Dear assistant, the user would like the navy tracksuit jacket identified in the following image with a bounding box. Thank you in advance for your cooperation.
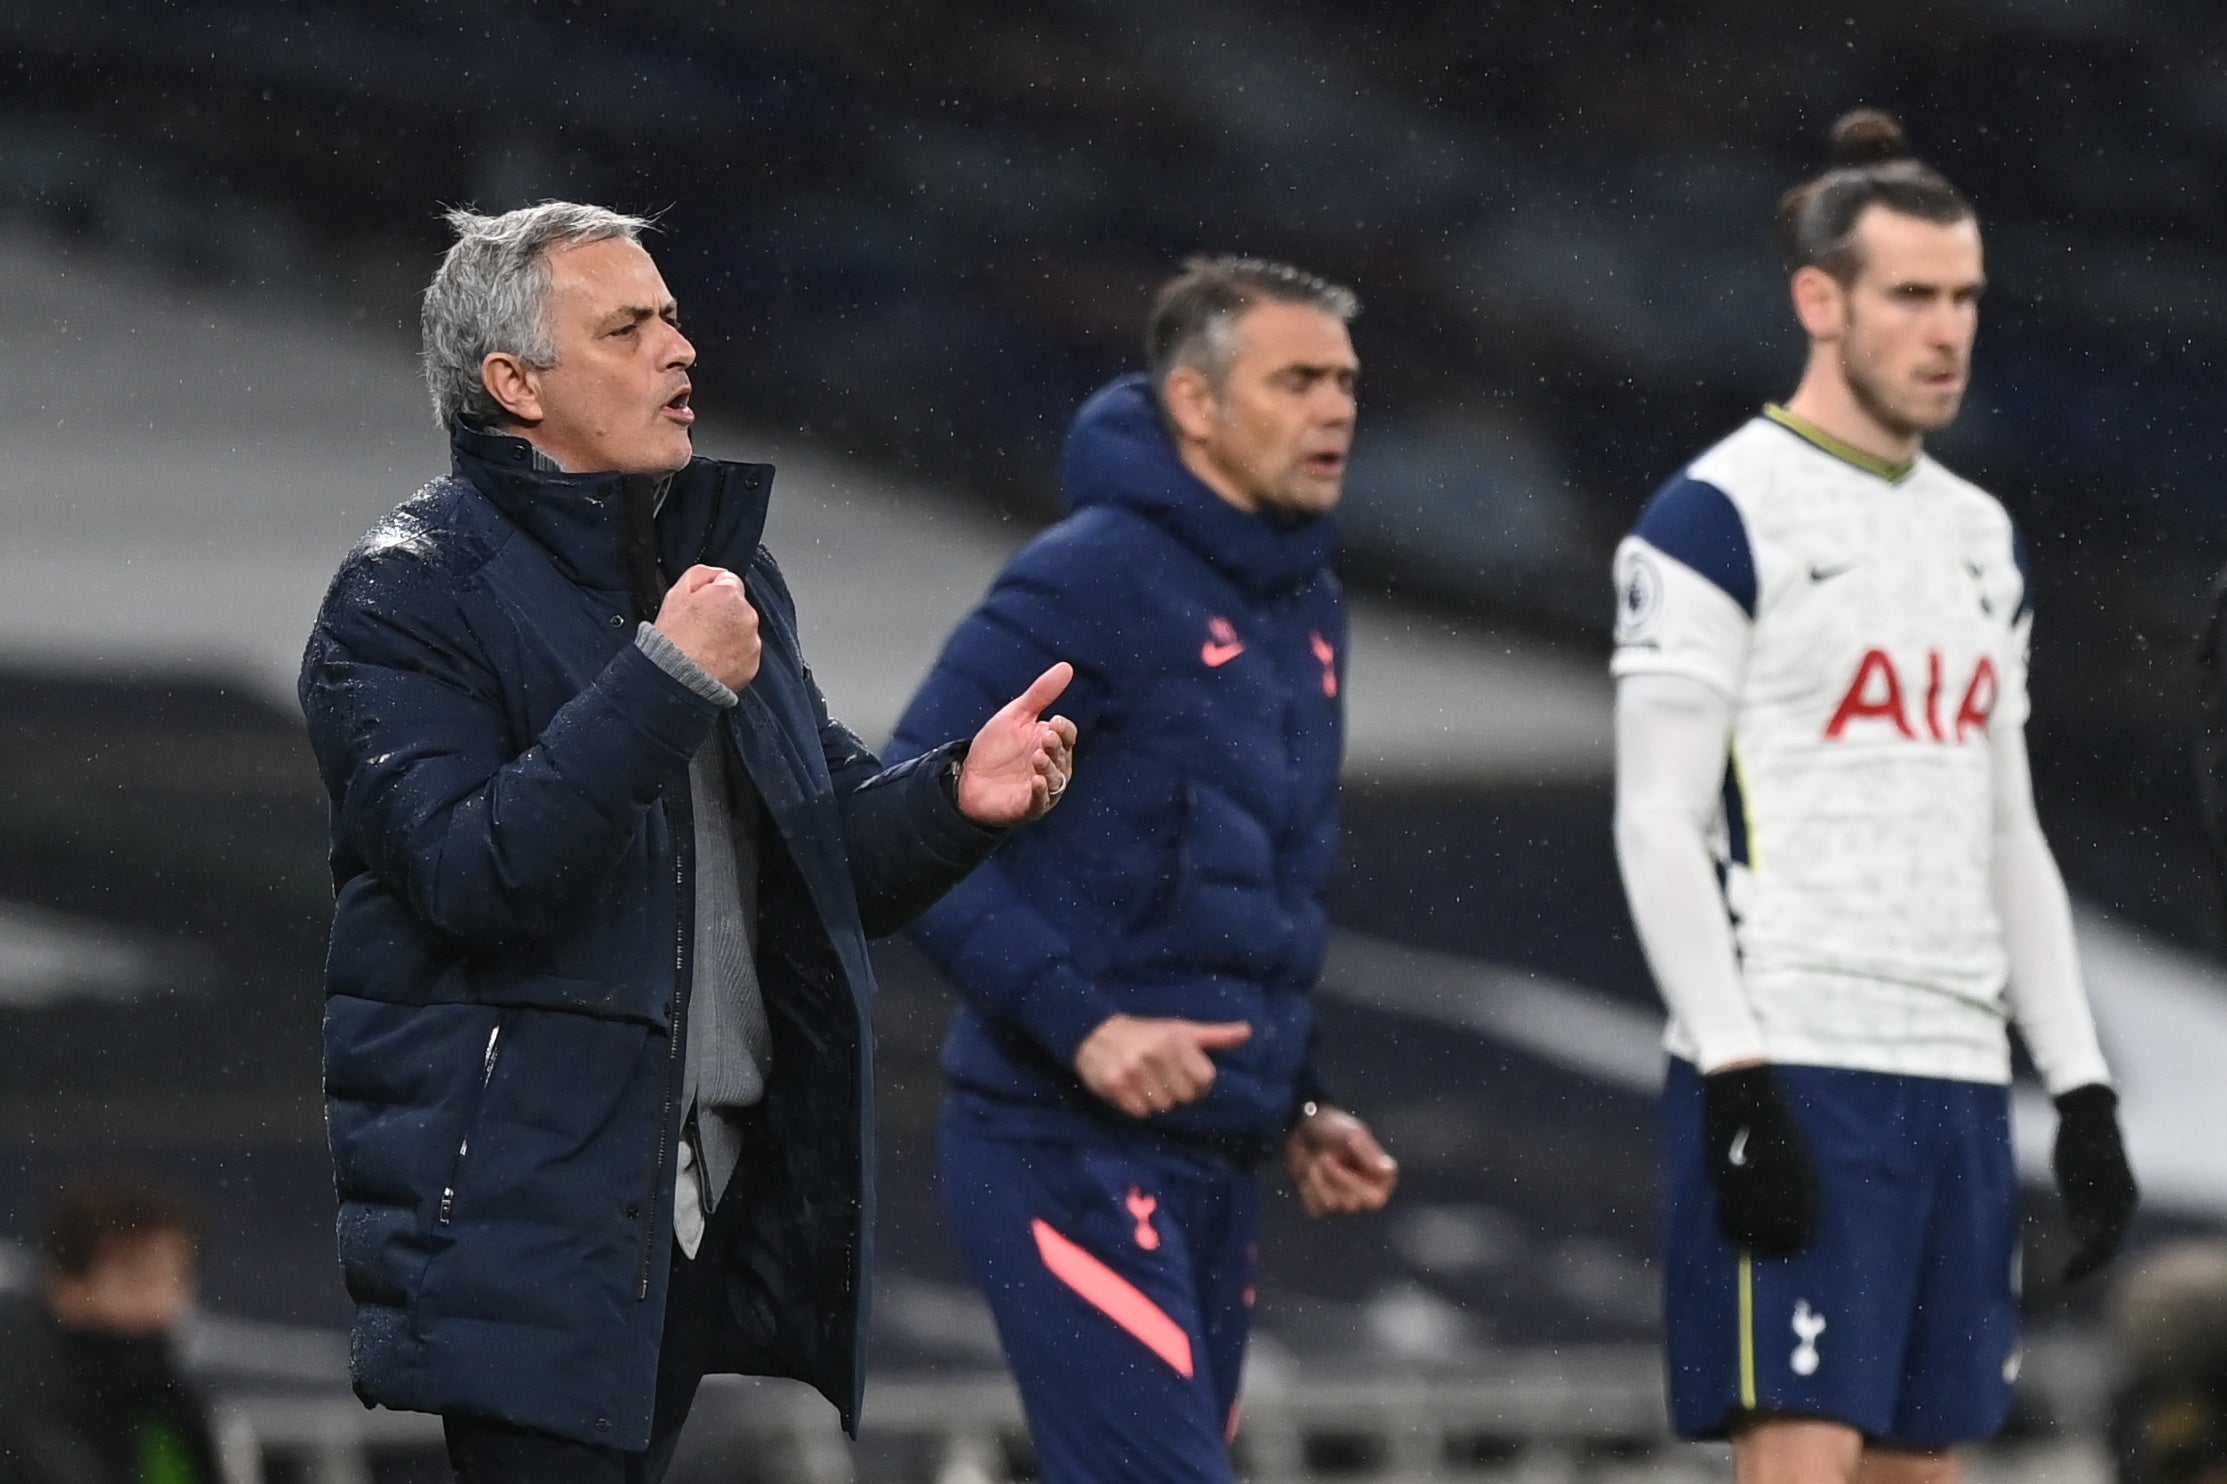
[890,373,1343,1153]
[890,374,1345,1476]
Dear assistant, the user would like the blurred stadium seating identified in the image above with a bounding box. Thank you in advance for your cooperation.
[5,3,2227,1480]
[8,0,2223,938]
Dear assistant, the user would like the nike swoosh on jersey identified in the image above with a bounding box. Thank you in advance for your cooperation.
[1202,640,1245,667]
[1808,563,1857,583]
[1727,1128,1750,1167]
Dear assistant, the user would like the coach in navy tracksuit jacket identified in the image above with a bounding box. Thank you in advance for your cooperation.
[891,258,1399,1483]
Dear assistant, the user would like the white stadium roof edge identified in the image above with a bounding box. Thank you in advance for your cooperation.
[7,229,2227,1216]
[0,228,1608,786]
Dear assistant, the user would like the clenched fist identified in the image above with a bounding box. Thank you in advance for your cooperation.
[654,564,761,692]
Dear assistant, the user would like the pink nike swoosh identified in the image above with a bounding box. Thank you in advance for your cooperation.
[1202,641,1245,667]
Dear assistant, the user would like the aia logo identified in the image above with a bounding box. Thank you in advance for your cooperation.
[1825,648,1996,742]
[1201,617,1245,668]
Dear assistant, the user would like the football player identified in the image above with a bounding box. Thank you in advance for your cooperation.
[1612,110,2139,1484]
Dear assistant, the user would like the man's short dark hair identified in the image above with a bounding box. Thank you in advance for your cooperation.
[1146,255,1359,392]
[46,1183,197,1279]
[1776,109,1974,284]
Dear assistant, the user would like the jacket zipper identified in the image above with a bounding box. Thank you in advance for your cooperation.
[627,494,699,1300]
[438,1023,503,1226]
[641,787,696,1297]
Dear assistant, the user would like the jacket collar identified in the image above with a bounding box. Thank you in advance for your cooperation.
[450,425,775,596]
[1058,374,1336,601]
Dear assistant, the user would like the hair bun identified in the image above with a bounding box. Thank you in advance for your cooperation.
[1828,109,1910,166]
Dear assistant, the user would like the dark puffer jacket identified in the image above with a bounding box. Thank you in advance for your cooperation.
[890,374,1342,1155]
[299,427,998,1449]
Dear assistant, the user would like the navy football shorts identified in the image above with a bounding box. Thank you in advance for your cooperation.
[1661,1059,2020,1448]
[940,1104,1257,1484]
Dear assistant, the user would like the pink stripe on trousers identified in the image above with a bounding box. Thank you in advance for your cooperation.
[1030,1218,1195,1379]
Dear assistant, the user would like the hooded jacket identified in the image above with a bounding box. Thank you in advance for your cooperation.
[299,427,998,1449]
[890,374,1342,1155]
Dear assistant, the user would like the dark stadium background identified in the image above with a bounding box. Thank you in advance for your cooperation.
[3,3,2223,1478]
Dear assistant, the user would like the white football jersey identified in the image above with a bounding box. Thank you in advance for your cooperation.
[1612,407,2031,1084]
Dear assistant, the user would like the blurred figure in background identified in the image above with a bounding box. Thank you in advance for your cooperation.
[890,256,1397,1482]
[2110,1240,2227,1484]
[1611,110,2138,1484]
[0,1182,220,1484]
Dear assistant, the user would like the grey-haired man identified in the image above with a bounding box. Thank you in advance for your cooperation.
[299,203,1077,1482]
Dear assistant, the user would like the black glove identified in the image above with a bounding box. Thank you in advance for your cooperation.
[2053,1082,2138,1284]
[1700,1065,1820,1257]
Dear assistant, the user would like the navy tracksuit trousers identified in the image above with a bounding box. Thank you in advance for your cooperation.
[941,1104,1259,1483]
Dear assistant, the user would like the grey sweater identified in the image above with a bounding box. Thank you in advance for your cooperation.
[525,437,769,1236]
[634,622,769,1216]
